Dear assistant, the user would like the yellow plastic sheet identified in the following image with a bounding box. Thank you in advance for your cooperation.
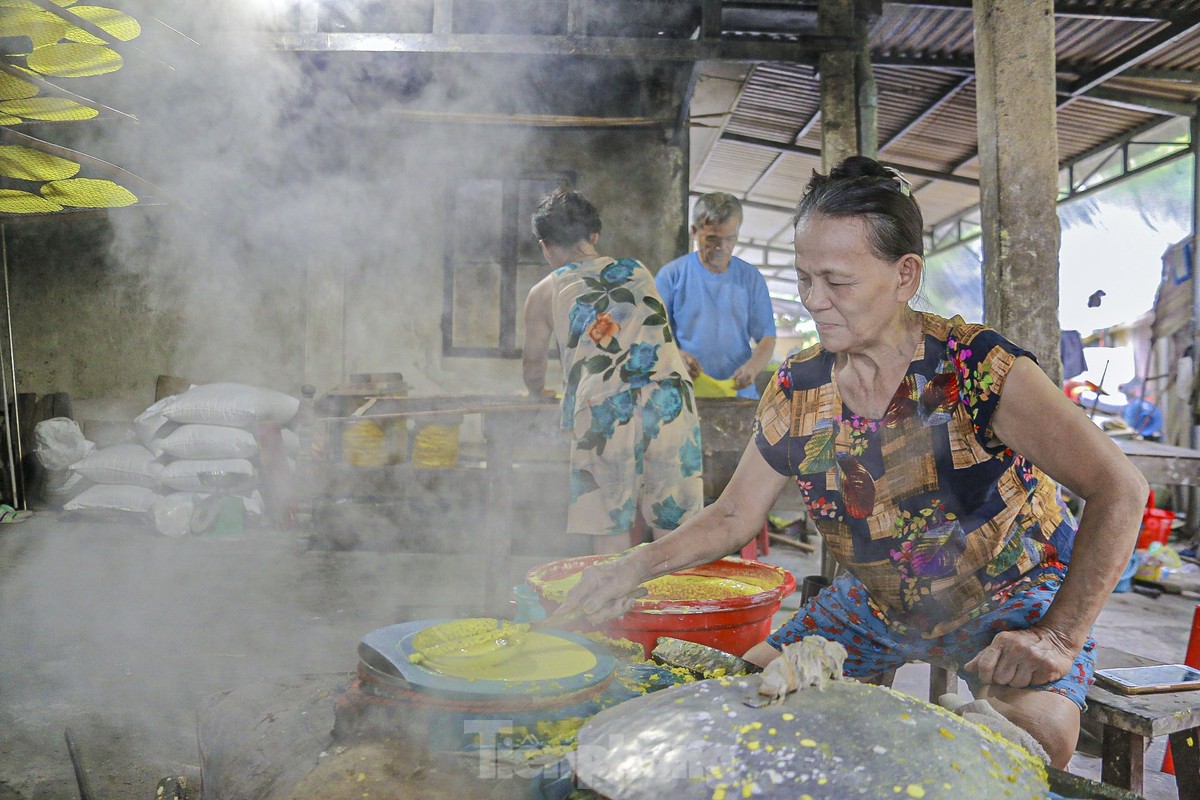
[0,97,97,121]
[40,178,136,208]
[0,189,63,214]
[0,145,80,182]
[26,41,122,78]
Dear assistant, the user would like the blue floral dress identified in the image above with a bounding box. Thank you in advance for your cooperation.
[550,257,704,537]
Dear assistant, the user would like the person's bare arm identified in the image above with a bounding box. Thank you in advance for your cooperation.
[679,350,702,379]
[554,441,790,623]
[965,357,1148,688]
[732,335,776,390]
[522,277,554,396]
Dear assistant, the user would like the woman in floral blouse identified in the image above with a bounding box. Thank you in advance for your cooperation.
[554,159,1148,767]
[523,189,703,554]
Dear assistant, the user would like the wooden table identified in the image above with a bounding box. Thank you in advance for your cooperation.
[1116,438,1200,488]
[1086,647,1200,799]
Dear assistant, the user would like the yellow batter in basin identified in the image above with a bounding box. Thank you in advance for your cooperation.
[408,618,598,682]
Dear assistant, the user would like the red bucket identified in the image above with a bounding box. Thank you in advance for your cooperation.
[1138,490,1175,550]
[526,555,796,658]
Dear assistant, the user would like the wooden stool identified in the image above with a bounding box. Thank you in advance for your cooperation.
[1084,647,1200,799]
[739,523,771,560]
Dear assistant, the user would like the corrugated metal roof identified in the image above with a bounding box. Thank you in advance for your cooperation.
[689,1,1200,320]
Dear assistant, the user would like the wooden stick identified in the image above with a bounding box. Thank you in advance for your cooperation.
[317,403,557,423]
[768,532,816,553]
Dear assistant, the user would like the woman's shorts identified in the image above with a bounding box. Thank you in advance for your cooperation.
[767,567,1095,708]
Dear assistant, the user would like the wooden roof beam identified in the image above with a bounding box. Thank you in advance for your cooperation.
[721,131,980,186]
[265,32,856,61]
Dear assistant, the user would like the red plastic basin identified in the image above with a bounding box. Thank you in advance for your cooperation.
[526,555,796,658]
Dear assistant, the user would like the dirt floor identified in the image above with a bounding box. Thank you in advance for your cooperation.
[0,512,1195,799]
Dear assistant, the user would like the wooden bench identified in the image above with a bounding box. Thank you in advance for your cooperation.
[1084,647,1200,800]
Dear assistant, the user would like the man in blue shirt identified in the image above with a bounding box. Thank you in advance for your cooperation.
[656,193,777,399]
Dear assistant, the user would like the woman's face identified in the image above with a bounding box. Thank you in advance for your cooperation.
[793,214,916,354]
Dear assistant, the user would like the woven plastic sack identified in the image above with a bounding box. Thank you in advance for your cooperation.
[159,383,299,428]
[34,417,93,470]
[64,483,158,514]
[155,424,259,460]
[69,443,162,489]
[159,458,257,493]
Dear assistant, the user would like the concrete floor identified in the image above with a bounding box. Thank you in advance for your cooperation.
[0,513,1195,799]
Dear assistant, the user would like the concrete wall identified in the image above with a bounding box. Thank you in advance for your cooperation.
[5,122,686,423]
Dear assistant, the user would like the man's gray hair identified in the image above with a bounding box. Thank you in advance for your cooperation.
[692,192,743,229]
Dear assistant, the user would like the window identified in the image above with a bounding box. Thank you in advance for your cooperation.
[442,175,571,357]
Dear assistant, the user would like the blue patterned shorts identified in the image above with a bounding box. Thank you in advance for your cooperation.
[767,567,1095,708]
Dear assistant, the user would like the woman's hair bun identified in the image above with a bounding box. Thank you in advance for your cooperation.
[827,156,911,195]
[829,155,891,182]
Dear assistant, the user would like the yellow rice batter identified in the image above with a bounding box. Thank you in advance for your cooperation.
[535,569,778,604]
[408,618,597,681]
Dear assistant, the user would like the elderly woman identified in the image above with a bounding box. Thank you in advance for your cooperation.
[554,157,1148,767]
[522,189,704,555]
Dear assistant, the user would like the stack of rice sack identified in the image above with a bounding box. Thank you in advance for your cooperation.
[63,383,299,533]
[62,442,163,517]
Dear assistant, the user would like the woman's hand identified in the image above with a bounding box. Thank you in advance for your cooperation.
[553,556,648,625]
[680,351,702,380]
[964,625,1079,688]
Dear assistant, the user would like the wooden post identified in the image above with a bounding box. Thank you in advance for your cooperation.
[818,0,878,171]
[973,0,1063,384]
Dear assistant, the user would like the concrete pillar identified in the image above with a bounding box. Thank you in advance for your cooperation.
[973,0,1063,384]
[818,0,878,171]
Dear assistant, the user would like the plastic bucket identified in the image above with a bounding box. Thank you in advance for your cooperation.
[1138,511,1174,549]
[527,556,796,658]
[1138,490,1175,550]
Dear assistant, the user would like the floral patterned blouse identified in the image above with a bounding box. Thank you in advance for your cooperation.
[754,312,1075,637]
[551,257,689,431]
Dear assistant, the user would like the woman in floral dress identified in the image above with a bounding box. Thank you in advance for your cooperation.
[523,189,703,554]
[553,159,1148,767]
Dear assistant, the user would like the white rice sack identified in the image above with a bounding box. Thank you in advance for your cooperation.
[155,424,259,460]
[159,458,257,493]
[34,418,94,470]
[41,468,89,506]
[134,396,177,453]
[64,484,158,514]
[159,383,299,427]
[69,444,162,489]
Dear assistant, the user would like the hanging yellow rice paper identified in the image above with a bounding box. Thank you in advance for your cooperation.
[0,114,22,125]
[63,6,141,43]
[0,0,77,7]
[0,97,97,121]
[41,178,136,208]
[26,42,122,78]
[0,189,63,214]
[0,72,38,102]
[0,10,69,51]
[0,145,80,181]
